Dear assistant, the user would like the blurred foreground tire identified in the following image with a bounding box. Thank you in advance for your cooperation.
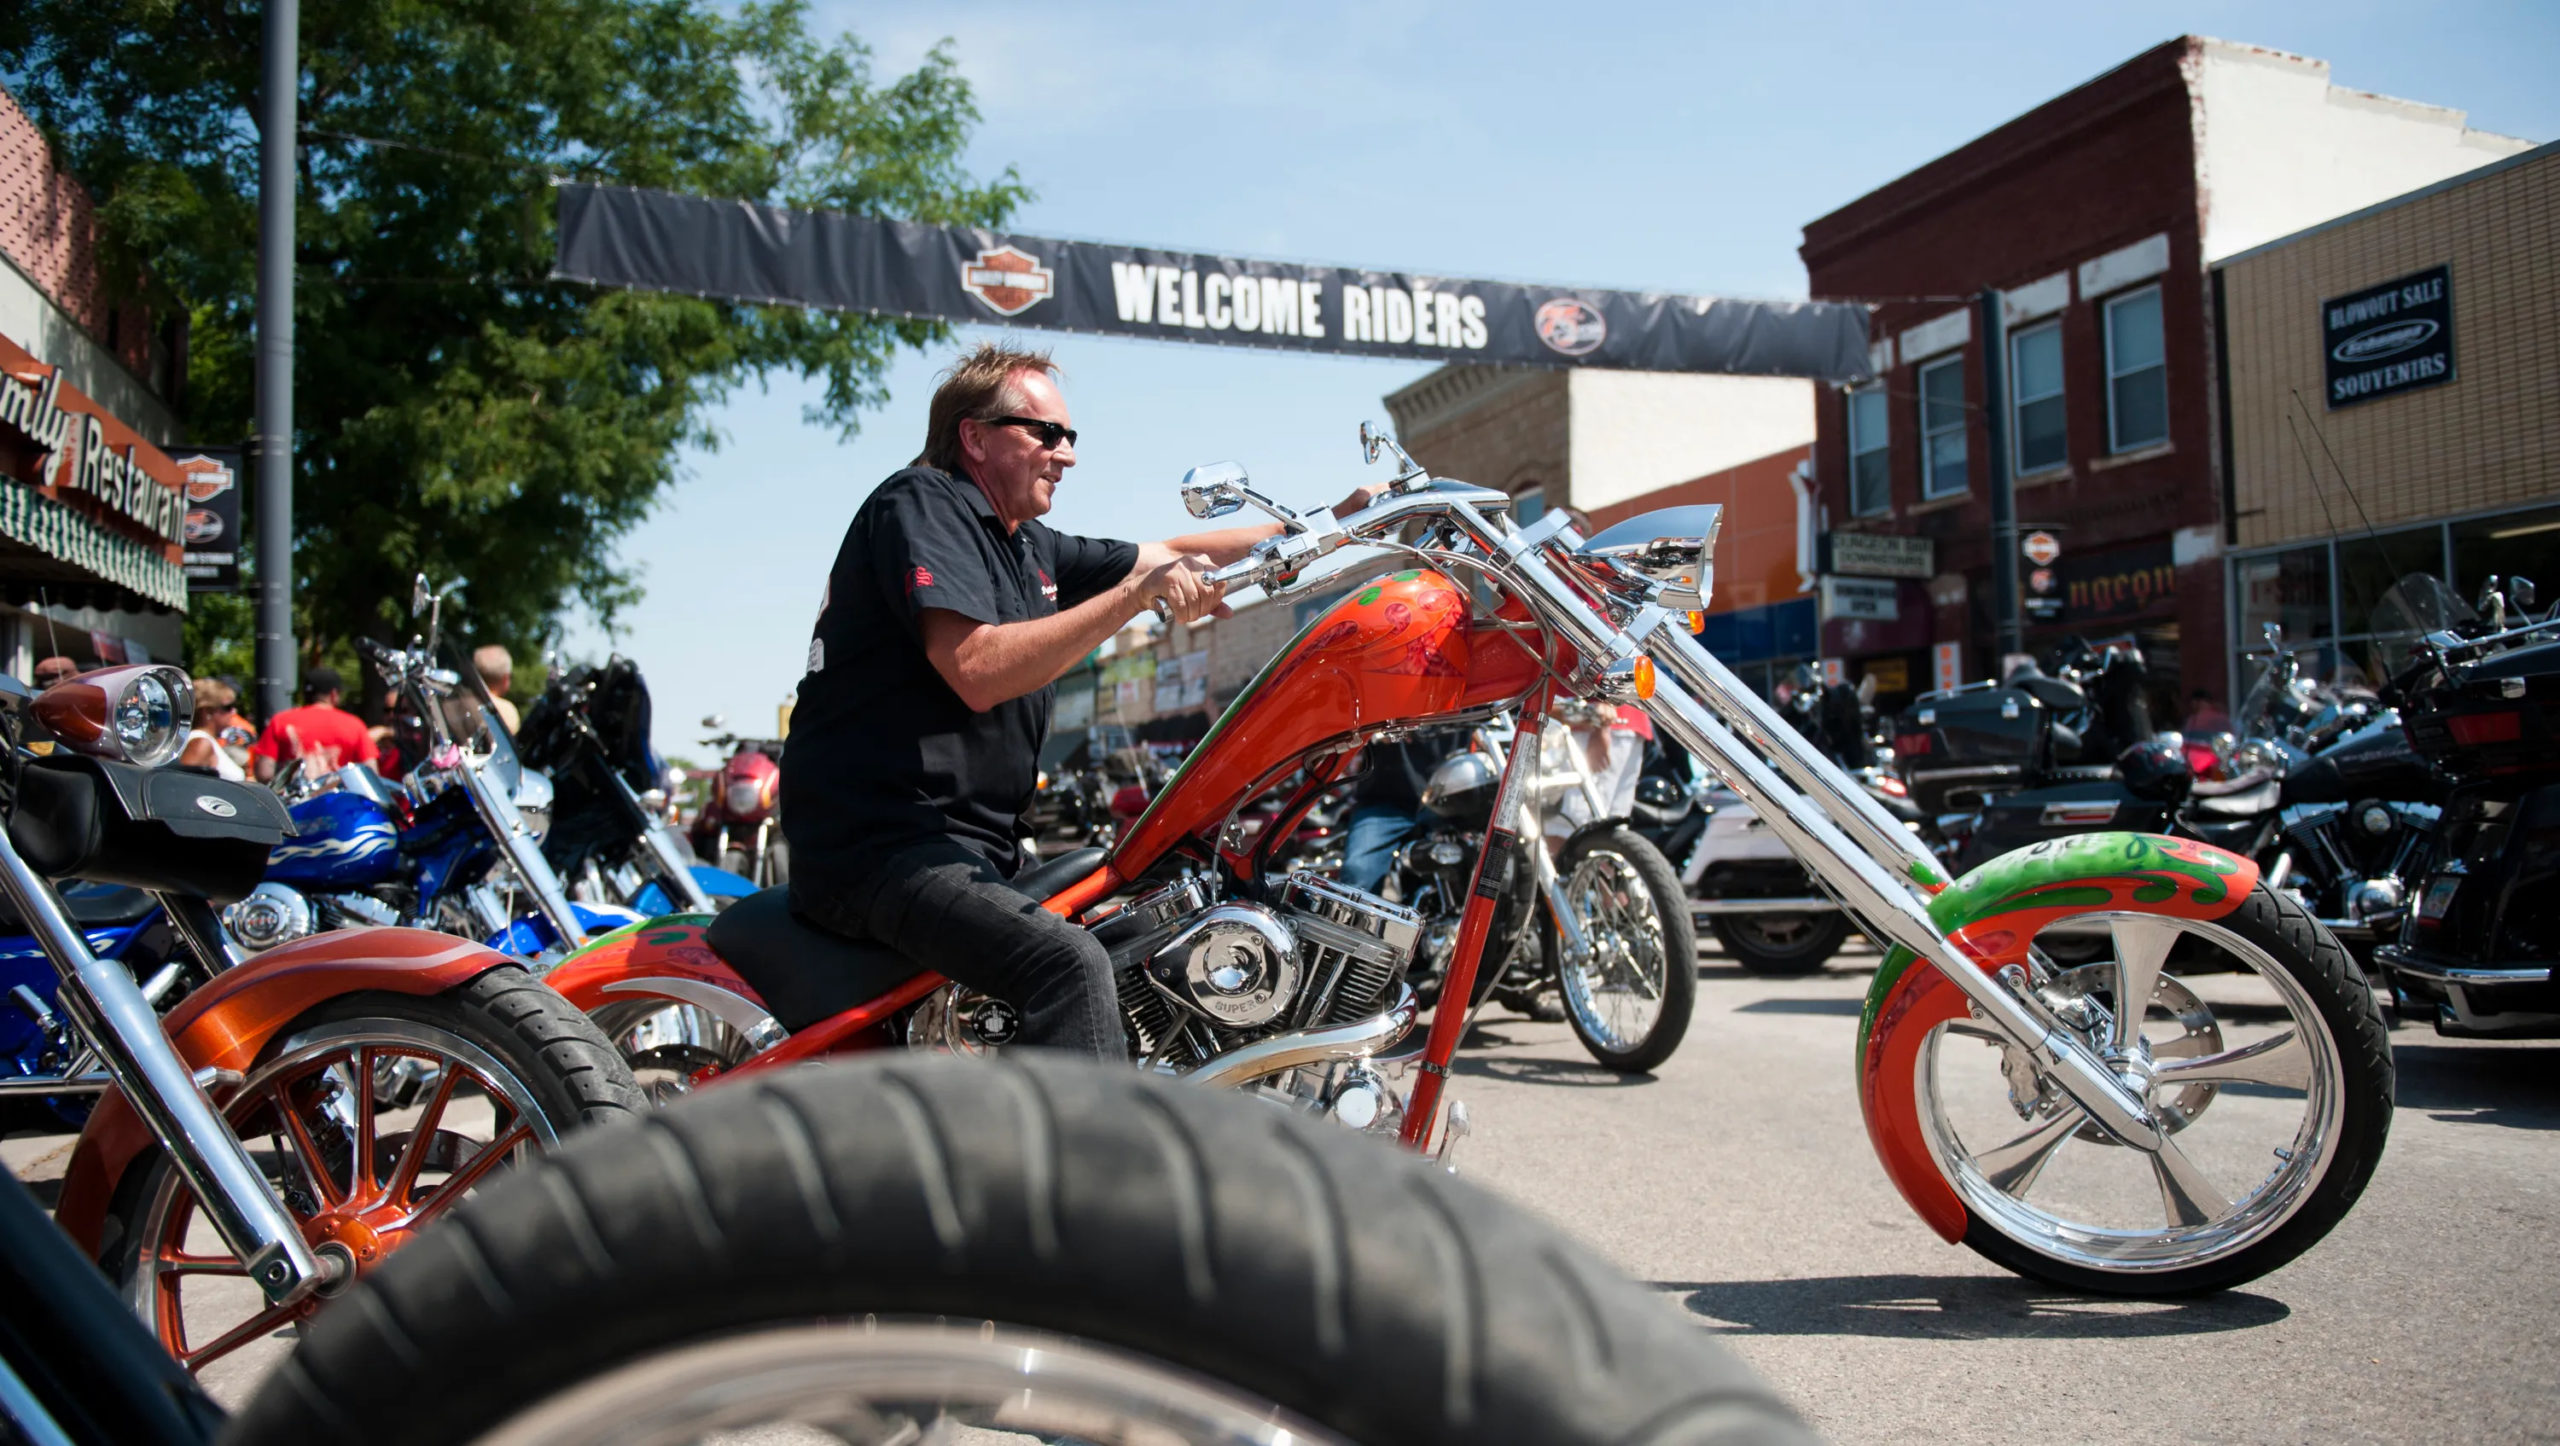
[222,1054,1815,1445]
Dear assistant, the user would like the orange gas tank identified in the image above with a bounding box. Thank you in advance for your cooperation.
[1110,569,1487,870]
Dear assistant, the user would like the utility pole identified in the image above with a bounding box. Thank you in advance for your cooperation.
[253,0,298,719]
[1978,288,2022,665]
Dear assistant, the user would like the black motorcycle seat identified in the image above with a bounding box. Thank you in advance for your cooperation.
[706,888,923,1034]
[0,882,160,934]
[1012,846,1107,904]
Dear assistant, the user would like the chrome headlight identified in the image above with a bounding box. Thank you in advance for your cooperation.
[32,663,195,768]
[1576,504,1722,610]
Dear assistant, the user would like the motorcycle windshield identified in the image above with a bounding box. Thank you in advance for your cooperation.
[2368,574,2471,682]
[438,641,524,795]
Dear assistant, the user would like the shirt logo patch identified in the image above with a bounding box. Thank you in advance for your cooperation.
[907,565,935,594]
[1038,567,1057,603]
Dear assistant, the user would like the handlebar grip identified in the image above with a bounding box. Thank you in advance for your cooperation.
[1202,558,1265,589]
[1148,597,1173,625]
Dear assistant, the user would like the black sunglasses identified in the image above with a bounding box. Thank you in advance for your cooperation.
[984,415,1077,449]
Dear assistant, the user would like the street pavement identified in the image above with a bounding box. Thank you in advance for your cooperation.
[9,936,2556,1441]
[1451,936,2560,1445]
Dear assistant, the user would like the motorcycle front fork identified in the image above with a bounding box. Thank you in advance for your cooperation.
[0,838,330,1307]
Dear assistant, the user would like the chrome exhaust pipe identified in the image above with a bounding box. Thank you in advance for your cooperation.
[1185,986,1418,1090]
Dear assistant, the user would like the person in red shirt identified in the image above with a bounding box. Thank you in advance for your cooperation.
[249,666,380,782]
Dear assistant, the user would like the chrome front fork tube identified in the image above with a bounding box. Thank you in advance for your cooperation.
[0,840,327,1305]
[1636,674,2161,1148]
[1643,620,1943,889]
[1478,522,2158,1147]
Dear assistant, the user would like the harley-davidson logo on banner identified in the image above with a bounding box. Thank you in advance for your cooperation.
[552,183,1874,380]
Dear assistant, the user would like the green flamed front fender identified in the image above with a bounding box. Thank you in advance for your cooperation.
[1854,831,2260,1062]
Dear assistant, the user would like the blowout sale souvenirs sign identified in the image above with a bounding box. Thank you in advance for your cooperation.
[0,333,190,610]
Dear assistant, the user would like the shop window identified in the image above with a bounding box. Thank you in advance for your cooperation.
[2337,526,2448,638]
[2234,545,2335,649]
[2104,287,2168,452]
[1917,355,1967,498]
[1848,384,1889,516]
[1512,483,1546,527]
[2451,503,2560,604]
[2009,322,2066,475]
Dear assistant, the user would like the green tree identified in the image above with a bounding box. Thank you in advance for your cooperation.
[2,0,1022,670]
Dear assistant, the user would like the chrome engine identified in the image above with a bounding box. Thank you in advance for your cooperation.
[1095,870,1422,1068]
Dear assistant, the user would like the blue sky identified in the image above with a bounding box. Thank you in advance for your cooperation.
[564,0,2558,761]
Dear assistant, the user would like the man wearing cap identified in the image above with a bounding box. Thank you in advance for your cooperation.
[249,666,380,782]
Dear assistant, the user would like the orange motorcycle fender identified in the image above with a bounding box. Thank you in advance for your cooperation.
[53,927,518,1256]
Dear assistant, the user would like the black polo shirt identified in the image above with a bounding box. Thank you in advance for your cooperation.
[780,465,1137,874]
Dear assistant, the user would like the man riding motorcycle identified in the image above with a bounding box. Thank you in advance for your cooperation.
[780,343,1376,1059]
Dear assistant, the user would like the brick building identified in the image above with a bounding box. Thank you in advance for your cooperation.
[1800,37,2529,718]
[2218,140,2560,695]
[1,84,194,671]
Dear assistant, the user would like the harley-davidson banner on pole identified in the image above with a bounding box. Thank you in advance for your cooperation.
[551,182,1875,380]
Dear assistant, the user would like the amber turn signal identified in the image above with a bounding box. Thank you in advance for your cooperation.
[1683,610,1705,634]
[1632,655,1657,700]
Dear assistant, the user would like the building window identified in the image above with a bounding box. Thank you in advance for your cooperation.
[2104,286,2168,452]
[1917,355,1967,498]
[1512,484,1546,526]
[1847,383,1889,516]
[2009,322,2065,475]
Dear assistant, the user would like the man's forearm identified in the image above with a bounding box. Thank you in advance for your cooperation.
[930,574,1147,712]
[1152,522,1282,567]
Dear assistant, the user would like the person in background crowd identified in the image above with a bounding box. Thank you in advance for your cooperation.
[33,656,78,690]
[1338,728,1466,894]
[2184,689,2231,735]
[473,645,519,734]
[179,678,248,781]
[249,666,379,781]
[213,675,258,768]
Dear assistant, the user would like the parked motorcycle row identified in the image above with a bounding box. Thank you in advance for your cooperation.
[8,419,2483,1441]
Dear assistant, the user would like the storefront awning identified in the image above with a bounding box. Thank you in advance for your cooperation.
[0,334,190,612]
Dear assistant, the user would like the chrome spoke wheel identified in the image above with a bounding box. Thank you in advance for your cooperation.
[1557,848,1669,1053]
[128,1018,552,1396]
[1917,910,2347,1276]
[475,1320,1343,1446]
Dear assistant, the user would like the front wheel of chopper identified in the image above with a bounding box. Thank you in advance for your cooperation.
[1543,825,1697,1073]
[219,1056,1813,1446]
[99,966,644,1401]
[1896,883,2391,1295]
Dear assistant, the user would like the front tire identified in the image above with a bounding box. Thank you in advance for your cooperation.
[222,1056,1811,1446]
[1544,826,1697,1073]
[100,967,642,1395]
[1919,883,2391,1295]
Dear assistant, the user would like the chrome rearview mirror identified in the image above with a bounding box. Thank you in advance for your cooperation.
[1179,462,1251,519]
[412,573,434,616]
[1358,420,1420,476]
[1578,505,1723,610]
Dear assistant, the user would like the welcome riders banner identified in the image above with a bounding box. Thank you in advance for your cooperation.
[552,184,1875,381]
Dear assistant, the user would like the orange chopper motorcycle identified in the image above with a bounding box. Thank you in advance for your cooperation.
[548,423,2391,1295]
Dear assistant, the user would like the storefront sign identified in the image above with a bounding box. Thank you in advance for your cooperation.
[0,333,190,609]
[177,448,242,593]
[2055,540,2176,623]
[1863,657,1908,693]
[1819,575,1899,621]
[2323,264,2454,409]
[1822,531,1933,579]
[2022,530,2061,566]
[553,183,1875,380]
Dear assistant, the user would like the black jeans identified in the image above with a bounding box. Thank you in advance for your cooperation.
[792,838,1127,1061]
